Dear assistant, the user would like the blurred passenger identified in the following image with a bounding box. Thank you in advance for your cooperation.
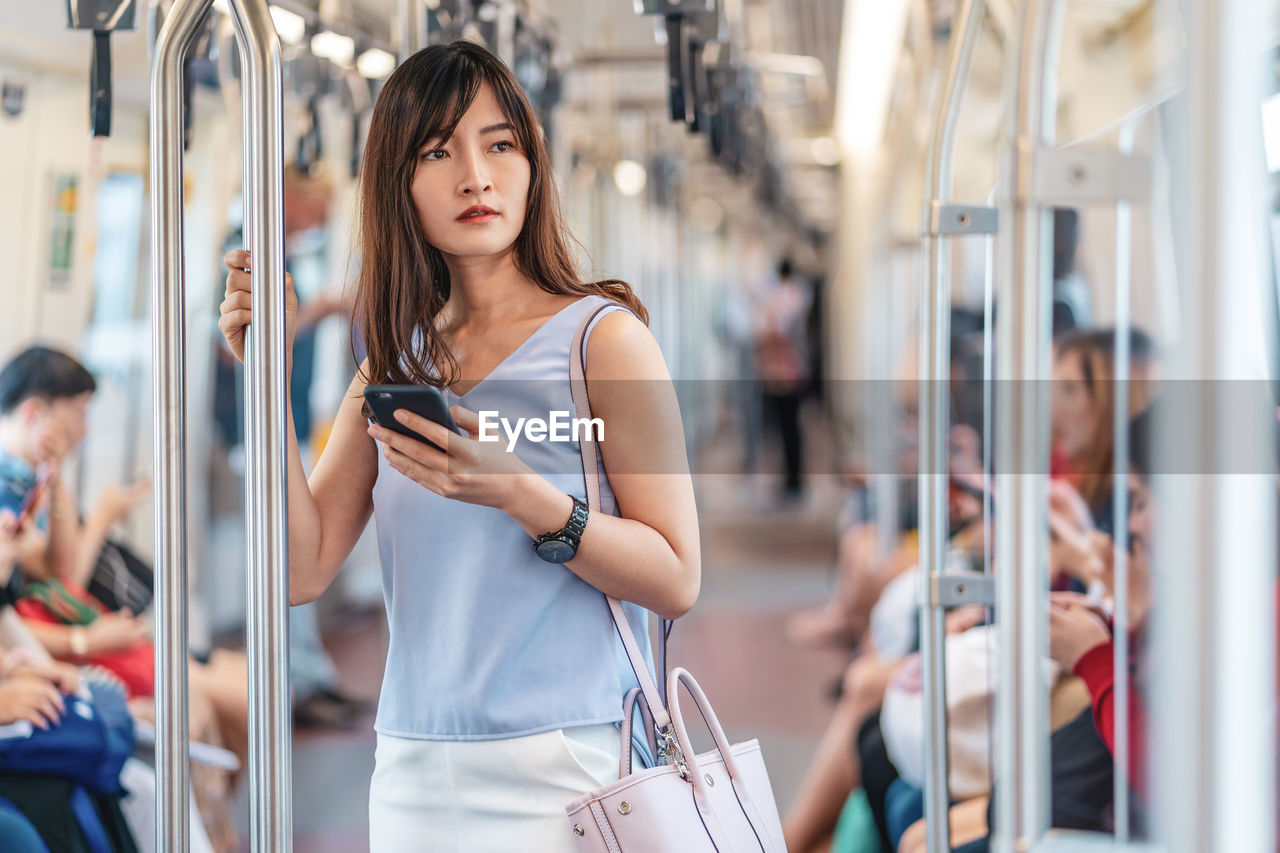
[279,162,368,730]
[753,257,812,500]
[1050,327,1156,515]
[781,426,989,852]
[787,316,988,651]
[1048,327,1156,590]
[0,346,250,775]
[899,405,1166,853]
[212,165,367,730]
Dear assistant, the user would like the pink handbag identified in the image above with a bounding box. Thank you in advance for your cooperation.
[563,304,787,852]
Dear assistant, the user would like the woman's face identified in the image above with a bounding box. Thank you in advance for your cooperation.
[1051,350,1098,461]
[410,83,531,263]
[1128,472,1154,548]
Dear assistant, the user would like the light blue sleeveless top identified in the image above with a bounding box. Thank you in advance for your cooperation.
[370,295,653,740]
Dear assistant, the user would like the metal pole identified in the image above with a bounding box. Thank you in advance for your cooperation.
[150,2,214,850]
[917,2,986,851]
[992,0,1063,849]
[398,0,426,63]
[226,2,292,851]
[1153,0,1276,851]
[1108,112,1144,843]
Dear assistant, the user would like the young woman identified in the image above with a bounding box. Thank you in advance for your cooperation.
[219,41,700,851]
[1050,327,1157,522]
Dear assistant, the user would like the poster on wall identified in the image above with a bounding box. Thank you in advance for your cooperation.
[48,172,78,290]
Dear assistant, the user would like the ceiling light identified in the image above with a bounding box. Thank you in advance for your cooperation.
[311,30,355,66]
[836,0,911,154]
[269,6,306,46]
[357,47,397,79]
[613,160,647,197]
[212,0,230,12]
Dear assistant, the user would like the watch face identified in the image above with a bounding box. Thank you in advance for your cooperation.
[536,538,575,563]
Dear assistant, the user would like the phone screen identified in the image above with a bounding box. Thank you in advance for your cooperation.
[13,468,51,530]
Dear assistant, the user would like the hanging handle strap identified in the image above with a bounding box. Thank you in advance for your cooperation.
[568,301,673,732]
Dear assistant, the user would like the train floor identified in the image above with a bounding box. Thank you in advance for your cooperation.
[230,410,850,850]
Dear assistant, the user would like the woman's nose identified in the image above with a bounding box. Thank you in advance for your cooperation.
[456,149,492,195]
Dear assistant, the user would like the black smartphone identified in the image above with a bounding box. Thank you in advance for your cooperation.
[363,385,462,453]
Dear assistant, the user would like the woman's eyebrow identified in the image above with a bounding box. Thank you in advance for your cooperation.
[479,122,513,134]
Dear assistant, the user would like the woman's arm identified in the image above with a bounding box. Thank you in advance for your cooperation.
[61,480,152,589]
[221,251,378,605]
[1073,641,1149,798]
[371,311,700,619]
[287,365,380,604]
[516,310,700,619]
[41,475,81,581]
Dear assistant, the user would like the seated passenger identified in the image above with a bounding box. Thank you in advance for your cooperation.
[782,427,990,853]
[0,346,249,778]
[1046,403,1161,799]
[0,527,138,852]
[897,404,1166,853]
[1049,327,1156,536]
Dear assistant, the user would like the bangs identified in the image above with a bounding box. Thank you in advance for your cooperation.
[405,50,534,157]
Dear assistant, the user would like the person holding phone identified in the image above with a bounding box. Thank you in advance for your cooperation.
[219,41,700,852]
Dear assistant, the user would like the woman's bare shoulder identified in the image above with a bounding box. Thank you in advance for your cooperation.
[584,309,668,381]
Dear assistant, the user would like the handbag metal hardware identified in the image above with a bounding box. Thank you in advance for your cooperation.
[657,727,693,782]
[618,801,632,815]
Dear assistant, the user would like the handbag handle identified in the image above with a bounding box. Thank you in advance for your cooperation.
[568,302,673,733]
[617,686,657,777]
[667,667,783,852]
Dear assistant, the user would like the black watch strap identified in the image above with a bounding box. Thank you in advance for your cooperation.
[533,496,589,563]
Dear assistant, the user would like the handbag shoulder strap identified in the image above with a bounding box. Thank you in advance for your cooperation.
[568,300,673,731]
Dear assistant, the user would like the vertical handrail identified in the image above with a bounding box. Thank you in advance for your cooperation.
[916,1,987,851]
[225,2,292,851]
[1153,1,1277,851]
[398,0,427,62]
[992,0,1064,849]
[150,2,215,850]
[1108,109,1151,843]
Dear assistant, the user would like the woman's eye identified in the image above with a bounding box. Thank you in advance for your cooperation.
[490,140,515,153]
[422,149,447,161]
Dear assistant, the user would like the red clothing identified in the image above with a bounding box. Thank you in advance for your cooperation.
[1073,640,1148,798]
[14,582,155,699]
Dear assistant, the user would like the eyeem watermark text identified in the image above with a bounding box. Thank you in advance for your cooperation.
[478,411,604,452]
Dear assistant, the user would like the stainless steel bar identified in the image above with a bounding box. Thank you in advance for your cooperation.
[398,0,426,62]
[981,186,996,586]
[993,0,1064,849]
[226,2,291,851]
[917,2,985,851]
[1109,113,1142,844]
[1152,0,1276,851]
[149,2,215,850]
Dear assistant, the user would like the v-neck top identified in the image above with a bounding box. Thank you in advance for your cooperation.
[369,294,654,740]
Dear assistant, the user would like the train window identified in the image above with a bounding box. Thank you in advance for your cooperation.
[89,171,146,328]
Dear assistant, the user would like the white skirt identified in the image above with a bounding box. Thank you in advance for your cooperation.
[368,724,629,852]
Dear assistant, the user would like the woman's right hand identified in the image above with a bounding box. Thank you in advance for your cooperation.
[219,250,299,364]
[84,611,148,654]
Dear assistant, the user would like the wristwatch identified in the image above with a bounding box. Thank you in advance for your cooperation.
[533,496,589,563]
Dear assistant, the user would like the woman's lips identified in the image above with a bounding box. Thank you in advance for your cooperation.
[457,206,499,223]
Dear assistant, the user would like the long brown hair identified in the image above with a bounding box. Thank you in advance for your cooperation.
[351,40,647,389]
[1055,327,1157,511]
